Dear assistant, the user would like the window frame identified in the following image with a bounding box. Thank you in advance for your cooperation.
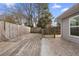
[69,15,79,38]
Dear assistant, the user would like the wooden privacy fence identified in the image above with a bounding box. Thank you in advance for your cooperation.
[31,27,60,35]
[0,21,30,41]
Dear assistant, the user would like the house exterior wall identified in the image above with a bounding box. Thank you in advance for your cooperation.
[61,18,69,39]
[61,16,79,44]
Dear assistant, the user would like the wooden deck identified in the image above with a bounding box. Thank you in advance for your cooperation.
[41,36,79,56]
[0,34,79,56]
[0,33,42,56]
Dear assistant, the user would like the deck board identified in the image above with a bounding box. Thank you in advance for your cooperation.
[0,33,42,56]
[41,36,79,56]
[0,34,79,56]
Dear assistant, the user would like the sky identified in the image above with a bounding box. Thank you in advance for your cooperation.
[0,3,75,18]
[0,3,75,26]
[48,3,75,18]
[0,3,75,16]
[48,3,75,26]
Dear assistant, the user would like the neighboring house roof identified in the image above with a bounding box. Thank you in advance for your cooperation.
[56,3,79,20]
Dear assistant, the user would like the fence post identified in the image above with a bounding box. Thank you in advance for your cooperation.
[4,21,5,31]
[41,29,44,37]
[53,31,56,38]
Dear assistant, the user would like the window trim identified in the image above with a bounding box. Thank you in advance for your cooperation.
[69,15,79,38]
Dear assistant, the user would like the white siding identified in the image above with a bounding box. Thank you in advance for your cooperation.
[62,18,79,44]
[62,19,69,39]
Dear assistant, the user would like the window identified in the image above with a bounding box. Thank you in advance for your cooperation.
[70,15,79,36]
